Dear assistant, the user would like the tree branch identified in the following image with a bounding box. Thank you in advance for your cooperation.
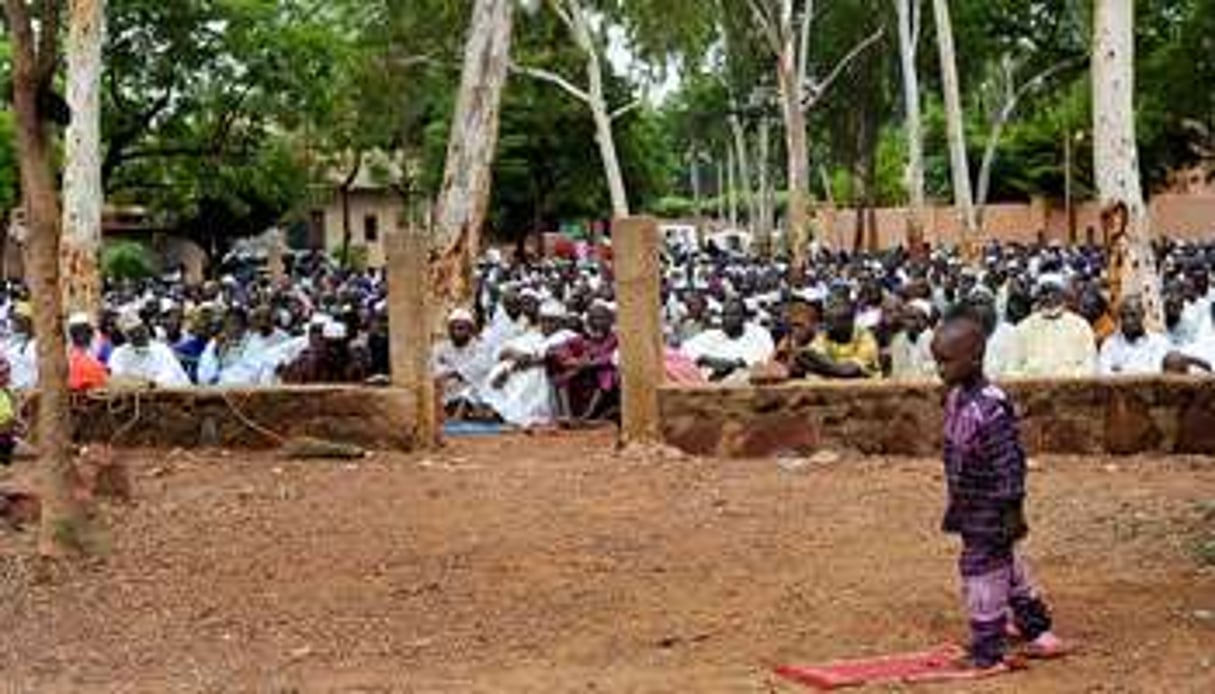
[510,62,590,104]
[803,25,886,111]
[609,99,642,121]
[745,0,783,55]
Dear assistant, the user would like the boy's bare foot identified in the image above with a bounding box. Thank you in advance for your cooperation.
[1019,632,1070,659]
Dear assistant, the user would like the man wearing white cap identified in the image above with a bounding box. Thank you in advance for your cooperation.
[3,303,37,391]
[1009,274,1097,378]
[433,308,492,420]
[889,299,936,380]
[482,299,577,427]
[108,311,191,388]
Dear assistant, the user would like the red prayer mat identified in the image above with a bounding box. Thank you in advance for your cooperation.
[773,643,1017,690]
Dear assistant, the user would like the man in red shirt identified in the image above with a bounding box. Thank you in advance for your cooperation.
[68,313,108,392]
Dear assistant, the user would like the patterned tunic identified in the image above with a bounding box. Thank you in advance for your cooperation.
[942,381,1028,576]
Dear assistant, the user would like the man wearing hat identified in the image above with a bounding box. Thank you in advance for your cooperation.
[108,311,191,388]
[482,299,577,427]
[2,302,37,391]
[1009,274,1097,378]
[433,308,492,421]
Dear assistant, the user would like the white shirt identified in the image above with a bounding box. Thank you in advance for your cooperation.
[1098,331,1171,376]
[681,323,775,376]
[1012,310,1098,378]
[985,322,1021,379]
[4,335,36,391]
[109,342,191,388]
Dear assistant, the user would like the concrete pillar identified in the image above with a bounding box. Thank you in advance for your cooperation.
[386,225,438,450]
[613,217,663,446]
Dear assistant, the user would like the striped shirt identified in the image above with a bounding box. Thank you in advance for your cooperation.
[942,382,1027,574]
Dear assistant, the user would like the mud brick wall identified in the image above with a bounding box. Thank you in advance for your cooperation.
[659,377,1215,458]
[27,387,416,451]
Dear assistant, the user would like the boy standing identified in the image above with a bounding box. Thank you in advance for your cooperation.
[930,309,1066,672]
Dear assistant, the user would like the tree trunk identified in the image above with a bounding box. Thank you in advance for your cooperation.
[338,162,358,268]
[1093,0,1162,327]
[726,142,738,231]
[6,0,88,557]
[757,119,773,245]
[61,0,105,317]
[433,0,513,313]
[895,0,926,249]
[932,0,978,243]
[689,149,702,218]
[730,115,756,235]
[777,41,812,270]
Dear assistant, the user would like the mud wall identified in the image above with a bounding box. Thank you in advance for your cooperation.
[659,377,1215,458]
[34,387,417,451]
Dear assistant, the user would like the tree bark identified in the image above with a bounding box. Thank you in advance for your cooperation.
[894,0,926,249]
[61,0,105,317]
[777,41,812,270]
[5,0,89,558]
[726,142,738,231]
[757,119,773,243]
[730,114,756,236]
[1093,0,1162,327]
[932,0,978,243]
[433,0,514,314]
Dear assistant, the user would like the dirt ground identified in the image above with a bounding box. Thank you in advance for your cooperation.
[1,432,1213,693]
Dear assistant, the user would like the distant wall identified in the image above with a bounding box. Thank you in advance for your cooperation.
[38,387,418,451]
[821,194,1215,249]
[660,377,1215,458]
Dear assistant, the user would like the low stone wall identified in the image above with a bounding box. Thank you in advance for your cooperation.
[659,377,1215,458]
[27,387,417,451]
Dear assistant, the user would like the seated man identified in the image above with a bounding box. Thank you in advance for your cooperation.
[1012,276,1097,377]
[198,307,269,386]
[888,299,936,380]
[796,297,881,379]
[68,313,108,392]
[1098,295,1171,375]
[108,312,192,388]
[482,300,577,428]
[433,308,494,421]
[549,300,620,424]
[681,297,775,382]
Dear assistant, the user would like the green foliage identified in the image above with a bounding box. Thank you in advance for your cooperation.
[102,240,155,280]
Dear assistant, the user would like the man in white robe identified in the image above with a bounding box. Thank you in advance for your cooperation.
[681,297,775,382]
[2,305,37,391]
[1098,296,1171,376]
[482,300,576,427]
[109,313,192,388]
[433,308,493,419]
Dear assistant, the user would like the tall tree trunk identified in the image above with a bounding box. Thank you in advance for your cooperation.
[1093,0,1162,327]
[932,0,978,244]
[61,0,104,317]
[338,159,359,268]
[777,42,812,271]
[757,119,773,243]
[5,0,88,557]
[726,142,738,231]
[895,0,926,249]
[433,0,513,312]
[730,115,756,236]
[584,43,629,219]
[689,148,702,217]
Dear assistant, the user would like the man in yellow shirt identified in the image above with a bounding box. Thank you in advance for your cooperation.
[796,297,882,379]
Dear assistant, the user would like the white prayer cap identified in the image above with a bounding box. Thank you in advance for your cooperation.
[908,299,934,317]
[1037,273,1066,291]
[448,308,476,325]
[589,298,616,314]
[309,313,331,327]
[520,287,543,301]
[160,298,178,313]
[322,321,348,340]
[67,312,92,327]
[117,310,144,333]
[539,299,566,319]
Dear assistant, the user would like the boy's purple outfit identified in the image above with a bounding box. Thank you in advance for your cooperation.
[943,381,1053,666]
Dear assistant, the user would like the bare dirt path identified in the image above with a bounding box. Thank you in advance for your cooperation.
[1,432,1212,693]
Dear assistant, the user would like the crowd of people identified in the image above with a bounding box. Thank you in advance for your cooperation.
[1,236,1213,430]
